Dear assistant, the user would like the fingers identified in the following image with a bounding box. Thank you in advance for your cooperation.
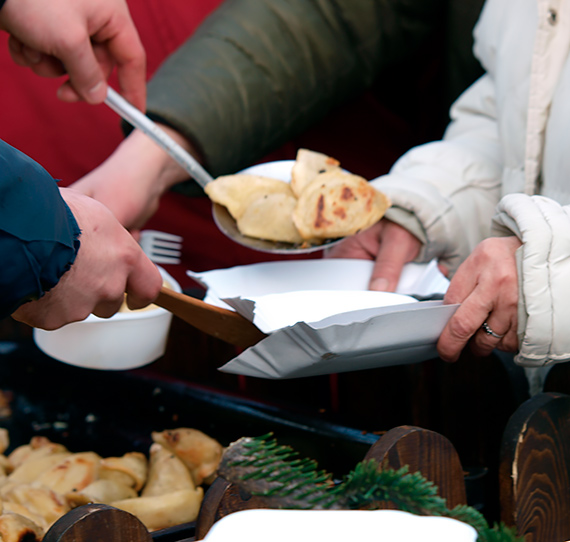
[437,237,521,362]
[437,294,493,362]
[3,0,146,109]
[125,254,163,311]
[104,21,147,111]
[56,82,82,103]
[57,23,145,109]
[326,220,422,292]
[56,30,109,104]
[7,21,108,104]
[58,44,115,102]
[7,35,26,66]
[469,283,518,357]
[437,255,492,362]
[474,319,514,357]
[325,221,383,260]
[438,297,516,363]
[91,297,126,319]
[369,221,421,292]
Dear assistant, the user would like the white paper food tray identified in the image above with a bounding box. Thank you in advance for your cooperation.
[188,259,457,379]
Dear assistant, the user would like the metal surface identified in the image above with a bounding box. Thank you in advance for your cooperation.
[105,88,213,189]
[212,203,343,255]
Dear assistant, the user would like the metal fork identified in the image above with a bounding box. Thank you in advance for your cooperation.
[139,230,183,264]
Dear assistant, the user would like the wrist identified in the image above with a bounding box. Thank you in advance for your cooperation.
[123,125,203,193]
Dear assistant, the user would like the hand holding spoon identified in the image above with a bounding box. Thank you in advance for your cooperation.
[104,88,342,254]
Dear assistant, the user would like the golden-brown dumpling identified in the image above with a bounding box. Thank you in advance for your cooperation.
[205,174,294,220]
[141,443,195,497]
[237,193,303,244]
[290,148,341,198]
[293,171,390,240]
[65,479,137,508]
[0,512,44,542]
[111,488,203,531]
[2,484,69,528]
[7,437,69,472]
[1,501,48,531]
[99,452,148,492]
[7,453,72,485]
[34,452,101,494]
[151,428,223,485]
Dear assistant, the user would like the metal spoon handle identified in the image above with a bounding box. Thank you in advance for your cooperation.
[104,87,214,189]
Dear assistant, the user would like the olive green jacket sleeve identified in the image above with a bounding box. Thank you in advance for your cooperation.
[145,0,443,182]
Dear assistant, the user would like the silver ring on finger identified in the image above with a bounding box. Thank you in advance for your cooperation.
[482,321,505,339]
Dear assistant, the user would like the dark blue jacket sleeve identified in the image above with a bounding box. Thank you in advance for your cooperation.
[0,139,80,318]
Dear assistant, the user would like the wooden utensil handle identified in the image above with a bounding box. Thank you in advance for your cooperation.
[154,287,267,349]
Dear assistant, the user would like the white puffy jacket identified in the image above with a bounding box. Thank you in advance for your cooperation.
[371,0,570,367]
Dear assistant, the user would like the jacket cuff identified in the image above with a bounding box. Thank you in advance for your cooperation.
[492,194,570,366]
[0,139,81,317]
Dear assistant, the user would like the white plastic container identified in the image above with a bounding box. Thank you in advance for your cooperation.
[33,267,181,370]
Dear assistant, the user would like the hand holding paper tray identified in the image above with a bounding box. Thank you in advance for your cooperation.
[188,259,459,379]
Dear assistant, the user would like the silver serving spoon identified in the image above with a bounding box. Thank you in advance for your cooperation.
[104,87,342,255]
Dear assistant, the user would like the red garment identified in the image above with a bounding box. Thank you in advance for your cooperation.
[0,0,224,183]
[0,0,424,289]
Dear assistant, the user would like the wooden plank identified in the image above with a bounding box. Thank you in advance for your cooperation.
[499,392,570,542]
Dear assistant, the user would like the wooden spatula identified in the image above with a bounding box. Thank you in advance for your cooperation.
[154,287,267,349]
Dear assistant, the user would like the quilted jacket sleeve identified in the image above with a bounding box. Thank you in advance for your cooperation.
[492,194,570,367]
[144,0,443,179]
[0,140,80,318]
[370,72,504,275]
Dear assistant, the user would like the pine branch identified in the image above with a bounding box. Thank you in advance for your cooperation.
[218,434,524,542]
[476,523,523,542]
[219,434,342,509]
[336,461,448,515]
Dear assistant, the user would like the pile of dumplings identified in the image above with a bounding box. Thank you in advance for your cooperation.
[205,149,391,246]
[0,427,223,541]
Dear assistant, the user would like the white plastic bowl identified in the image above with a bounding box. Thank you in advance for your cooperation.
[33,267,181,370]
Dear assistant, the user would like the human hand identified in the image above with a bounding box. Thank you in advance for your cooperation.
[326,219,422,291]
[71,127,195,233]
[437,236,522,362]
[11,187,162,330]
[0,0,146,109]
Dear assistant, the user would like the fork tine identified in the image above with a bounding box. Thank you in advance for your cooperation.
[140,230,183,243]
[139,230,183,264]
[149,239,183,250]
[149,246,182,257]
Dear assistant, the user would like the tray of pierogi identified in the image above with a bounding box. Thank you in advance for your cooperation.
[0,341,378,541]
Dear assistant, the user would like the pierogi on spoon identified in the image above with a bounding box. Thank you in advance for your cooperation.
[204,149,391,246]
